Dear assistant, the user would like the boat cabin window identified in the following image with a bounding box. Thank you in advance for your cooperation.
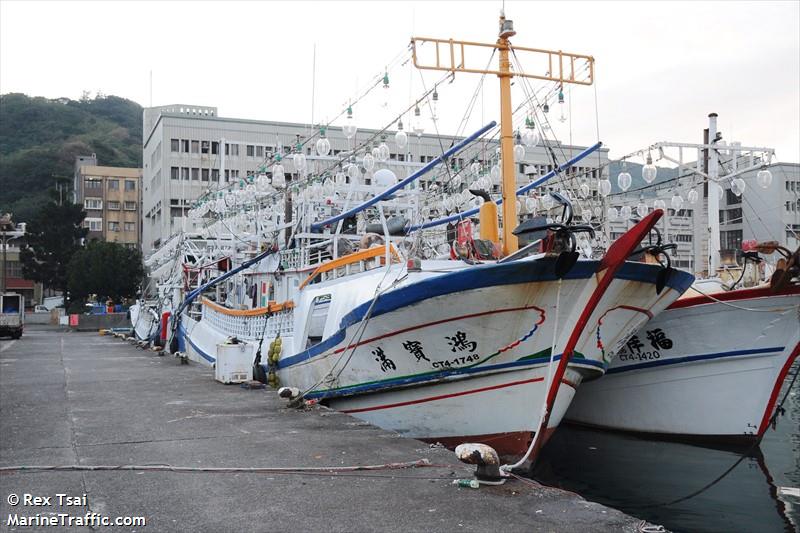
[304,294,331,349]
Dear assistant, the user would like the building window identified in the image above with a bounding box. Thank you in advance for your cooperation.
[211,169,219,182]
[108,201,121,210]
[181,139,189,153]
[720,229,742,250]
[108,179,119,190]
[125,180,136,191]
[181,167,189,180]
[191,140,199,154]
[84,199,102,210]
[201,141,210,154]
[212,141,219,155]
[171,139,179,152]
[725,188,741,205]
[201,169,210,181]
[247,145,255,157]
[124,201,136,210]
[84,217,102,232]
[256,146,263,157]
[675,234,693,242]
[170,167,180,180]
[85,179,102,190]
[108,221,120,232]
[124,222,136,232]
[191,168,199,180]
[225,143,239,156]
[224,169,229,181]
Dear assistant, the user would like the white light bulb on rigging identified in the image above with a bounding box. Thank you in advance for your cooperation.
[618,162,632,192]
[670,193,684,211]
[598,178,612,197]
[636,200,648,218]
[731,177,746,197]
[363,153,375,171]
[642,153,657,184]
[315,137,331,157]
[756,168,772,189]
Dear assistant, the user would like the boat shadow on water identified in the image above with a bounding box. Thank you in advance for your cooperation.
[532,419,799,533]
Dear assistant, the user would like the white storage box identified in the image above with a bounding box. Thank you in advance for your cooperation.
[214,342,253,384]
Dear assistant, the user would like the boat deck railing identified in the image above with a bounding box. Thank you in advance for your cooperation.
[201,298,294,339]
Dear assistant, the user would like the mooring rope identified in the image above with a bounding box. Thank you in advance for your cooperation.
[502,279,563,472]
[0,459,438,475]
[686,284,799,313]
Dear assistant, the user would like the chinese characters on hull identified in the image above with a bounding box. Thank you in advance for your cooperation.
[372,332,482,373]
[372,347,396,372]
[445,331,477,352]
[402,340,430,362]
[619,329,674,363]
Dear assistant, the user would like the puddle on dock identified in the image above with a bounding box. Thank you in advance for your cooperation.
[533,363,799,533]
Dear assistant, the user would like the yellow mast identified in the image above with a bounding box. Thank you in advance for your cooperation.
[410,14,594,256]
[497,15,517,254]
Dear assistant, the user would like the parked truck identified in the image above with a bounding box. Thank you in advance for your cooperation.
[0,292,24,339]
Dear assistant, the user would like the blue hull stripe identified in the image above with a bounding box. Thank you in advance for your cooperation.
[277,259,693,371]
[606,346,785,375]
[300,353,606,400]
[178,323,216,363]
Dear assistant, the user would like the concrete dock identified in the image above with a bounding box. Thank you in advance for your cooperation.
[1,326,647,532]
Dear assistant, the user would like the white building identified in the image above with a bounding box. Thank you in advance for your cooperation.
[141,104,608,254]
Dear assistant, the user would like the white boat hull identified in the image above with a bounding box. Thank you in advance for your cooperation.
[567,286,800,439]
[331,365,581,457]
[129,302,159,342]
[276,258,692,456]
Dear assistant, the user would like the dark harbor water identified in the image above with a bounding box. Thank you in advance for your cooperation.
[533,362,800,533]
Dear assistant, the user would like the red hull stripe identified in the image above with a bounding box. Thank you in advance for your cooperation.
[532,209,664,459]
[332,304,546,355]
[669,284,800,310]
[757,342,800,436]
[597,304,654,324]
[339,376,545,414]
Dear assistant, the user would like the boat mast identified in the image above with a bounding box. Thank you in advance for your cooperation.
[707,112,721,276]
[497,14,518,254]
[409,14,595,256]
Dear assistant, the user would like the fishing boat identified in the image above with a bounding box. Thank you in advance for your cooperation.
[567,114,800,441]
[140,15,699,460]
[175,199,692,458]
[567,266,799,440]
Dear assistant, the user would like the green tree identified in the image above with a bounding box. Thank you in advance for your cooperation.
[67,241,144,304]
[0,93,143,220]
[20,201,87,305]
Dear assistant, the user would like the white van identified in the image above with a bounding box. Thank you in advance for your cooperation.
[0,292,24,339]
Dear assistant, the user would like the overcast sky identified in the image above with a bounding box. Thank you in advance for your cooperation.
[2,0,798,163]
